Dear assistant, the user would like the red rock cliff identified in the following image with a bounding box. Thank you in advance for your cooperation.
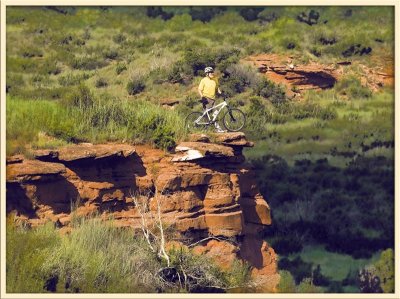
[6,132,278,291]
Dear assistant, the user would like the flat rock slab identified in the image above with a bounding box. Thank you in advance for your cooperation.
[214,132,254,147]
[172,142,234,162]
[7,160,66,182]
[188,132,254,147]
[6,155,24,164]
[34,143,136,162]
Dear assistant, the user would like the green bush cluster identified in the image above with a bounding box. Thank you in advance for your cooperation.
[7,89,187,154]
[126,75,146,95]
[95,77,108,88]
[61,84,95,109]
[291,102,337,120]
[277,270,322,293]
[6,213,249,293]
[115,63,127,75]
[221,63,260,95]
[146,6,226,23]
[254,155,394,259]
[335,75,372,99]
[357,248,394,293]
[182,46,241,76]
[102,48,119,60]
[254,78,287,105]
[69,55,108,70]
[58,72,92,86]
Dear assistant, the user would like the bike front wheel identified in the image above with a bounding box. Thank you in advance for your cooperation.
[222,108,246,132]
[185,112,209,132]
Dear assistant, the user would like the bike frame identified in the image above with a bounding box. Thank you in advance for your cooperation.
[195,100,228,125]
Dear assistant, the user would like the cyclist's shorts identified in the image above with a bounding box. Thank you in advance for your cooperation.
[200,97,215,109]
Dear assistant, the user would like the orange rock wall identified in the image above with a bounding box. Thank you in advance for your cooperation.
[6,133,278,291]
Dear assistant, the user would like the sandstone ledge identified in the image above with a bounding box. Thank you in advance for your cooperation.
[6,160,66,182]
[34,143,136,163]
[173,132,253,162]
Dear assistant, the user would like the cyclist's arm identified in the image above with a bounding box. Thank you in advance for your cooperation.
[198,79,204,98]
[215,78,222,95]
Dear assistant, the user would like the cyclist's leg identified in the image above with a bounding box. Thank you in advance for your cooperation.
[200,97,208,110]
[201,97,215,121]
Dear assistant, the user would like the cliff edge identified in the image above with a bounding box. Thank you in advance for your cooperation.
[6,132,278,292]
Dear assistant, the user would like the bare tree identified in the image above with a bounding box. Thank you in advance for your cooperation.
[131,188,170,267]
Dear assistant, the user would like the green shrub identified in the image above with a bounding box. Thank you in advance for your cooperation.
[7,210,249,293]
[58,72,92,86]
[6,96,79,154]
[19,46,43,58]
[258,7,282,23]
[254,78,287,105]
[95,77,108,88]
[82,27,91,40]
[86,98,128,129]
[103,48,118,60]
[320,106,338,120]
[291,102,321,120]
[166,61,193,84]
[296,278,323,293]
[62,84,95,110]
[221,63,260,95]
[183,47,214,75]
[246,97,270,136]
[41,217,162,293]
[277,270,296,293]
[146,7,174,20]
[69,55,108,70]
[373,249,394,293]
[335,75,372,99]
[74,37,86,46]
[15,86,70,101]
[126,75,146,95]
[151,126,176,151]
[6,216,61,293]
[6,73,25,95]
[7,56,38,73]
[115,63,127,75]
[112,33,126,44]
[189,7,225,22]
[167,245,250,292]
[213,47,241,73]
[239,7,264,21]
[278,256,313,284]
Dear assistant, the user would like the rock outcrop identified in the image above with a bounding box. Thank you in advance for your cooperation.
[6,132,278,292]
[244,53,394,96]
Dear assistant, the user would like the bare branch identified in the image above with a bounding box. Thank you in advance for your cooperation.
[187,236,238,248]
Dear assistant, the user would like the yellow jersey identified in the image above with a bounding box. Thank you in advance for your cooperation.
[198,77,219,100]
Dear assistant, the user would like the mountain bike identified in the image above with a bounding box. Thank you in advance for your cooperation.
[185,95,246,132]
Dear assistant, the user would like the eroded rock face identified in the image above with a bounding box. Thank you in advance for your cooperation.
[245,54,339,95]
[6,134,277,291]
[244,53,394,95]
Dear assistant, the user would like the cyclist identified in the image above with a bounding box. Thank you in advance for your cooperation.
[198,66,225,132]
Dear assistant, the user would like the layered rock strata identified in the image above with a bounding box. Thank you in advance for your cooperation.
[6,132,278,291]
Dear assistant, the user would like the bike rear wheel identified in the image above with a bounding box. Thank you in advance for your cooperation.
[222,108,246,132]
[185,112,209,132]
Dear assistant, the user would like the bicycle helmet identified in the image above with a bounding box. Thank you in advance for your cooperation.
[204,66,214,74]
